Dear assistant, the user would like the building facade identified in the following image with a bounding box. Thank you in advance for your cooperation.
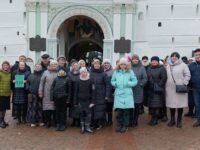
[0,0,200,65]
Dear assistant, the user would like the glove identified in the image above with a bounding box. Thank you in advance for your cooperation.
[89,103,95,108]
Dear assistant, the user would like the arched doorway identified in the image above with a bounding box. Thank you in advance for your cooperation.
[57,15,104,63]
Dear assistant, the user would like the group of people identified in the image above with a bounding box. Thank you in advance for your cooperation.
[0,48,200,134]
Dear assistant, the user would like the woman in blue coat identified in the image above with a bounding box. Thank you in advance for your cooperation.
[111,57,138,133]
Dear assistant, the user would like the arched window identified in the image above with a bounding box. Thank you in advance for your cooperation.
[158,22,162,27]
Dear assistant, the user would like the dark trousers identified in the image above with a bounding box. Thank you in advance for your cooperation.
[116,109,129,127]
[44,110,56,126]
[79,101,91,124]
[55,98,67,125]
[129,103,141,125]
[193,89,200,122]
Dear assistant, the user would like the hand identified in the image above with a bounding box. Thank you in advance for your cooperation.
[89,103,95,108]
[24,80,27,83]
[13,80,16,83]
[105,97,108,100]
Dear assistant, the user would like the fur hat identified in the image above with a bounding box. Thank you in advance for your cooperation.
[151,56,160,62]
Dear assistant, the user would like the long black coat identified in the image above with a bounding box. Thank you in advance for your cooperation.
[12,69,31,104]
[68,70,80,118]
[146,65,167,108]
[90,66,110,120]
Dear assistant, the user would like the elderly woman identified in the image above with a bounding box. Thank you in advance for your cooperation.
[90,58,110,129]
[166,52,191,128]
[111,57,137,133]
[0,61,11,128]
[146,56,167,126]
[12,61,31,124]
[130,54,147,127]
[39,60,58,128]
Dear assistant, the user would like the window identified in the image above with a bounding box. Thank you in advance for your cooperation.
[17,31,19,36]
[172,37,175,43]
[138,12,144,20]
[171,5,174,14]
[158,22,162,27]
[9,0,12,3]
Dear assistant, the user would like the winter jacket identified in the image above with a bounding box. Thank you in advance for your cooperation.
[189,61,200,89]
[146,65,167,108]
[0,70,11,96]
[111,69,138,109]
[132,63,147,104]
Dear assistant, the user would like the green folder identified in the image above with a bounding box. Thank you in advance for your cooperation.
[15,75,25,88]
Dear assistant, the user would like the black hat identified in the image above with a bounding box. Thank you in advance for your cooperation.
[41,54,50,59]
[142,56,148,60]
[151,56,160,62]
[58,66,66,72]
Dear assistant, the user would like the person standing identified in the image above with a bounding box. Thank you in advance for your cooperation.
[102,59,114,126]
[26,64,44,127]
[130,55,147,127]
[90,58,110,129]
[40,54,50,72]
[73,67,94,134]
[0,61,11,128]
[12,61,31,124]
[189,49,200,127]
[146,56,167,126]
[51,67,71,131]
[68,61,80,127]
[111,57,138,133]
[39,60,58,128]
[166,52,191,128]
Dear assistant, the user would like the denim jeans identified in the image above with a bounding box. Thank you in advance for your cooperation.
[193,89,200,122]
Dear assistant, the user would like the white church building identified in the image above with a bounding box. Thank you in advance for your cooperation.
[0,0,200,65]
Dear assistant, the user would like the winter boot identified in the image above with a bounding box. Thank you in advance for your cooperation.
[80,122,85,134]
[85,124,93,133]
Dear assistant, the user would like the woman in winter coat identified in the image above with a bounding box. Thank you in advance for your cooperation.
[26,64,44,127]
[90,58,110,129]
[68,61,80,126]
[39,60,58,128]
[102,59,114,126]
[146,56,167,126]
[12,61,31,124]
[73,67,94,134]
[0,61,11,128]
[51,67,71,131]
[130,55,147,127]
[111,57,138,133]
[166,52,191,128]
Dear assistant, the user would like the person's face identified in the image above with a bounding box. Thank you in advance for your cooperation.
[132,58,139,64]
[80,71,87,78]
[72,63,79,71]
[42,58,49,65]
[103,63,110,70]
[195,51,200,62]
[171,55,178,62]
[151,60,159,66]
[19,56,26,62]
[19,62,25,70]
[58,58,66,66]
[142,59,148,64]
[80,62,86,67]
[35,64,41,71]
[51,64,58,70]
[2,64,9,71]
[94,62,100,69]
[119,63,127,70]
[59,70,65,76]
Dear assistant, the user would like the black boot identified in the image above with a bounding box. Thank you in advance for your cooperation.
[185,106,195,117]
[120,126,128,133]
[85,123,93,133]
[107,113,113,126]
[168,108,175,127]
[80,122,85,134]
[0,118,6,128]
[132,107,139,127]
[177,108,183,128]
[59,124,66,131]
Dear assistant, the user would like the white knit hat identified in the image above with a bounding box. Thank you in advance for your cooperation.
[80,67,88,73]
[119,57,128,65]
[102,59,111,64]
[50,60,58,65]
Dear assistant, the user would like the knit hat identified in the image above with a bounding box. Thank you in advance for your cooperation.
[50,60,58,65]
[57,55,66,61]
[142,56,148,60]
[102,59,111,64]
[151,56,160,62]
[58,66,66,72]
[80,67,88,73]
[119,57,129,65]
[132,54,140,60]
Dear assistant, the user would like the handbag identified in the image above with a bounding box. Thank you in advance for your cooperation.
[170,67,188,93]
[154,83,164,94]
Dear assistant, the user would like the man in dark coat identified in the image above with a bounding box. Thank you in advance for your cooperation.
[40,54,50,72]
